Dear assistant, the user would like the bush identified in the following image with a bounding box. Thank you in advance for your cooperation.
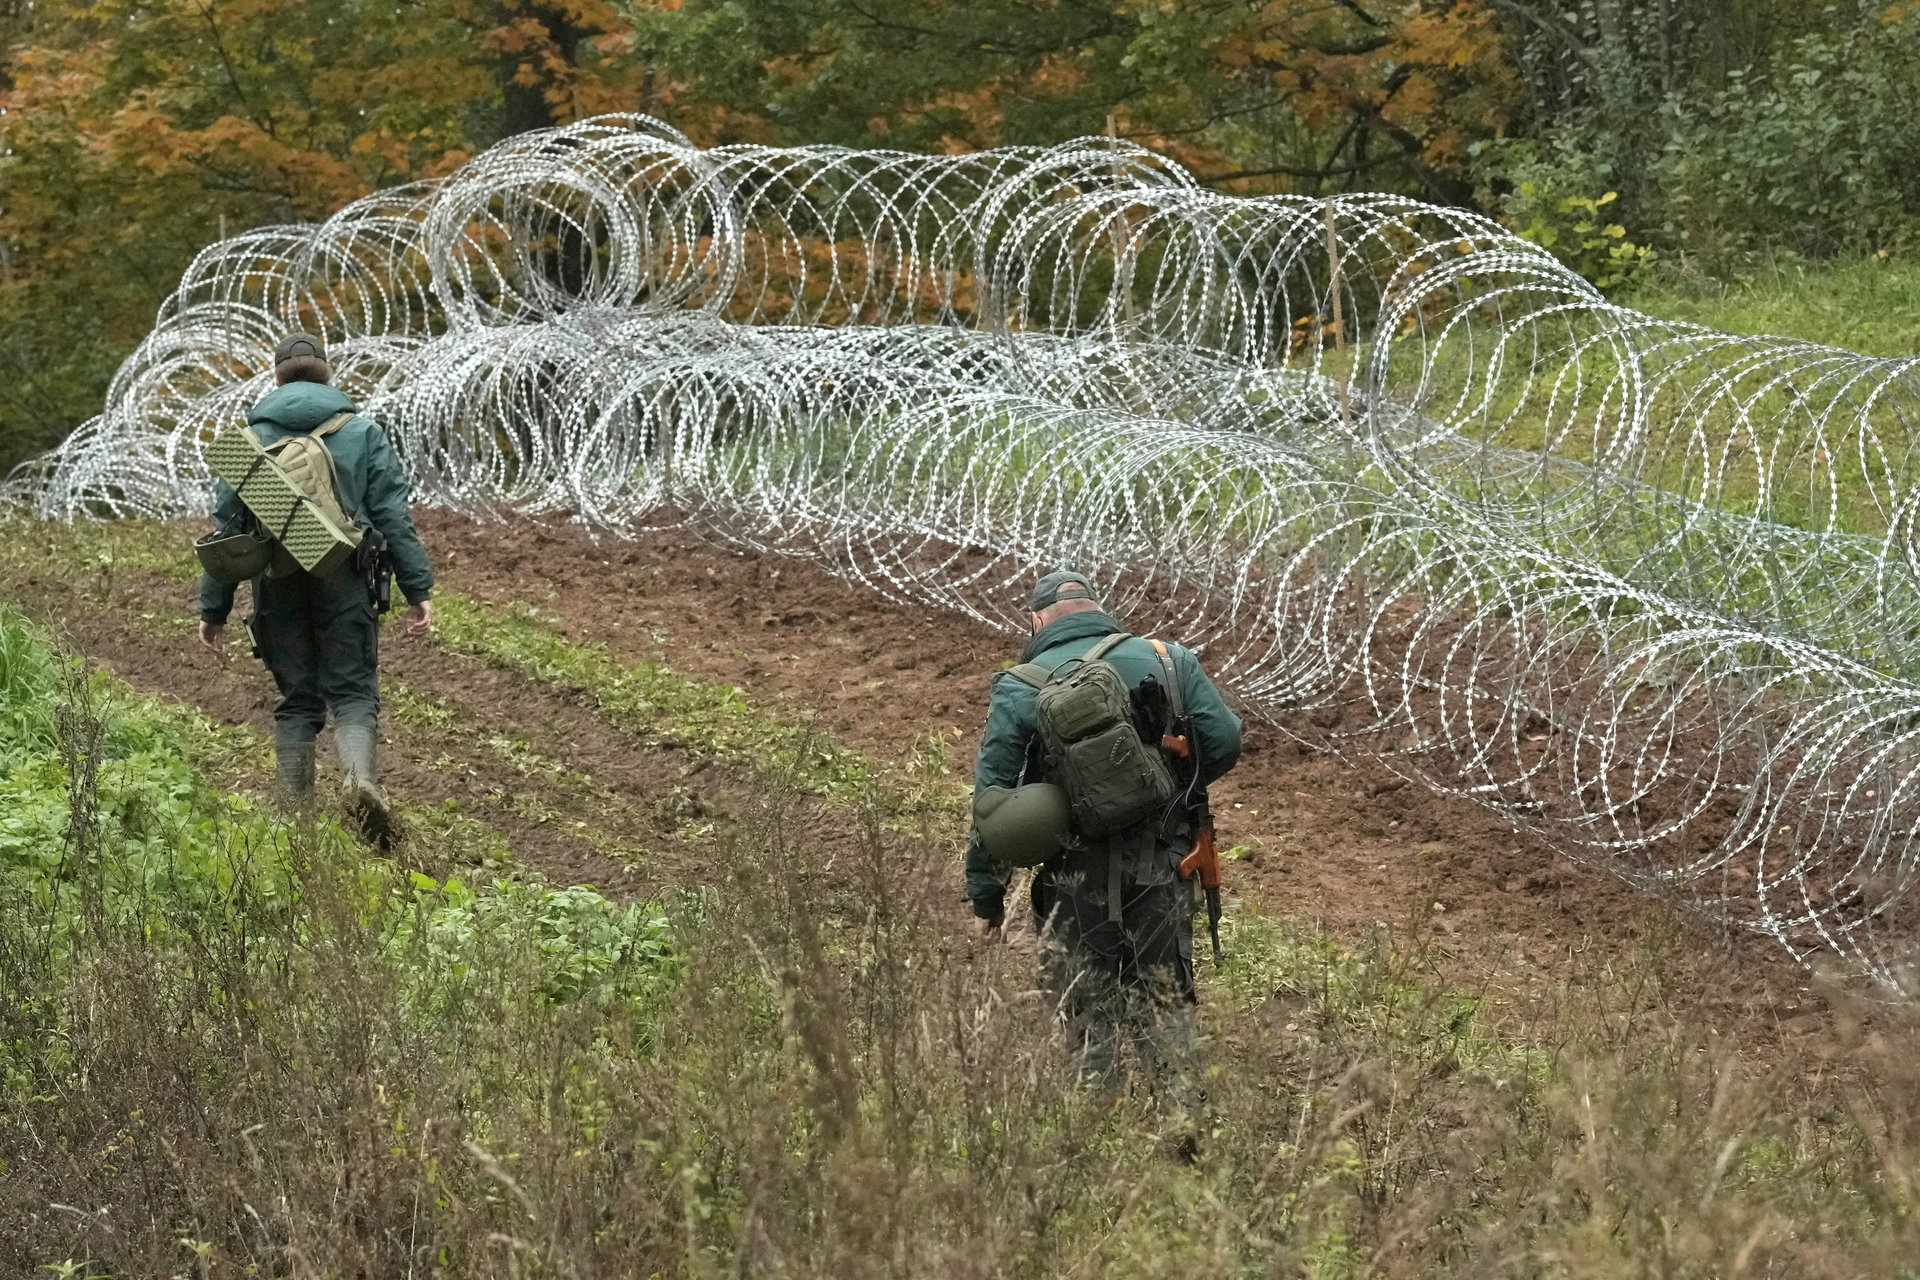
[1650,13,1920,261]
[1475,138,1656,291]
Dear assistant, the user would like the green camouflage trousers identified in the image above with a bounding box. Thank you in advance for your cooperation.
[1035,850,1198,1090]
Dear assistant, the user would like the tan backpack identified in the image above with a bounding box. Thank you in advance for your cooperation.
[248,410,362,575]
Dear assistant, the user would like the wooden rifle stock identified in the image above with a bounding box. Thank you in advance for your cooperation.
[1179,805,1224,962]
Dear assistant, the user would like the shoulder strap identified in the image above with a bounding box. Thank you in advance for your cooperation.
[261,410,362,526]
[312,409,356,439]
[1006,631,1133,689]
[1148,639,1185,721]
[1003,662,1051,689]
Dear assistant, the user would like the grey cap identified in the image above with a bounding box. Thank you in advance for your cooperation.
[273,331,332,385]
[274,331,326,366]
[1026,569,1101,611]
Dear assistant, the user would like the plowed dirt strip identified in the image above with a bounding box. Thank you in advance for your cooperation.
[0,528,863,902]
[418,511,1842,1051]
[0,511,1843,1056]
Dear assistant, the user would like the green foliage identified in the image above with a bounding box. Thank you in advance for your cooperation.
[625,0,1511,203]
[1649,11,1920,260]
[1217,910,1545,1082]
[0,605,297,950]
[0,595,673,997]
[1480,145,1657,291]
[0,0,653,472]
[390,872,679,1009]
[1486,3,1920,273]
[0,602,58,761]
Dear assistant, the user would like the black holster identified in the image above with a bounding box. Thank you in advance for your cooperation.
[356,528,393,615]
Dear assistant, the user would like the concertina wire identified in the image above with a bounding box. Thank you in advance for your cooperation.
[11,114,1920,988]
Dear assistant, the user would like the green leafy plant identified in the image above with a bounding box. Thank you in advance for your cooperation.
[1517,187,1655,292]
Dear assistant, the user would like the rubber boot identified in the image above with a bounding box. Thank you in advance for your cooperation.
[333,723,393,849]
[273,737,317,811]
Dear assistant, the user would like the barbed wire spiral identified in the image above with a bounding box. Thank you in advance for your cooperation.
[12,114,1920,987]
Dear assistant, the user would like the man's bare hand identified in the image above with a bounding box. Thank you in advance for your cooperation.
[198,621,225,655]
[969,915,1003,944]
[404,599,434,637]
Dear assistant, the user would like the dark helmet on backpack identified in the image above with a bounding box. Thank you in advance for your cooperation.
[194,525,274,584]
[273,331,332,385]
[973,783,1073,866]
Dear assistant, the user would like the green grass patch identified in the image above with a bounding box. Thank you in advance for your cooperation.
[0,595,673,1001]
[1625,253,1920,356]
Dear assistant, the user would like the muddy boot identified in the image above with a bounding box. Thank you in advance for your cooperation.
[333,723,393,849]
[273,735,317,811]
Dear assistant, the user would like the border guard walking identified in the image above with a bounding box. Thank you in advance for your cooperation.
[195,333,435,843]
[967,569,1243,1088]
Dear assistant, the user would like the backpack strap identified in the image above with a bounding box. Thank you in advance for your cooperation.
[314,412,359,523]
[1148,639,1185,722]
[266,409,364,528]
[1003,631,1133,690]
[1149,637,1203,791]
[311,409,356,439]
[1003,663,1051,689]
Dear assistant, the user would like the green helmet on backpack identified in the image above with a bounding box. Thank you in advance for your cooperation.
[974,783,1073,867]
[194,525,274,584]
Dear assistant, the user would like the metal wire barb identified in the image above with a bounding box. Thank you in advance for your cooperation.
[13,114,1920,987]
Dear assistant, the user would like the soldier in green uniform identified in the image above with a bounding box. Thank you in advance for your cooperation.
[967,570,1242,1085]
[195,333,436,842]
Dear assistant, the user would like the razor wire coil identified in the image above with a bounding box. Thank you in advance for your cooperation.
[13,114,1920,987]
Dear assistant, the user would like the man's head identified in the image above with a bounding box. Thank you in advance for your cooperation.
[273,332,332,386]
[1026,568,1103,631]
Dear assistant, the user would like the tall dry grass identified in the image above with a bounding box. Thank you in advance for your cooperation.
[6,629,1920,1275]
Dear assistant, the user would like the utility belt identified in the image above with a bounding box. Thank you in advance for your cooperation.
[1040,820,1187,924]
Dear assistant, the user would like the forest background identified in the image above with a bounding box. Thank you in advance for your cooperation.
[3,0,1917,473]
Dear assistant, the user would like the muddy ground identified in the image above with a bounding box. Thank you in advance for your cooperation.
[423,515,1844,1042]
[0,511,1846,1059]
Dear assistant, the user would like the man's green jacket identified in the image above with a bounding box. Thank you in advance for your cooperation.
[198,382,435,624]
[966,609,1244,923]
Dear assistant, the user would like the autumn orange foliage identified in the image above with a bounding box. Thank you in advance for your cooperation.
[0,0,1525,464]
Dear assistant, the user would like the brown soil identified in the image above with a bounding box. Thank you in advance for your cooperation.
[420,512,1844,1057]
[1,528,855,903]
[0,510,1850,1061]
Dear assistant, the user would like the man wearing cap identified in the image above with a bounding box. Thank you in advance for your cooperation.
[195,332,436,843]
[966,569,1242,1086]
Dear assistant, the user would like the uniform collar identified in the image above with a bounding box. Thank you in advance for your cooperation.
[1019,609,1123,663]
[248,381,357,434]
